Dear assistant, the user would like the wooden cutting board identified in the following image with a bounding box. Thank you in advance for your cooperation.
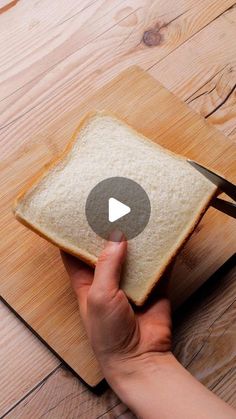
[1,67,235,387]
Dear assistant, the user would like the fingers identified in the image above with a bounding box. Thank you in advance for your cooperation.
[61,230,127,321]
[92,231,127,297]
[60,250,93,319]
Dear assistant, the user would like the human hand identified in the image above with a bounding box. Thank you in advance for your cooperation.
[61,231,172,384]
[62,234,236,419]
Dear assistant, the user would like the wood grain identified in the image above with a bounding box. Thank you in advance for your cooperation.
[1,0,235,133]
[5,264,235,418]
[173,264,236,407]
[0,302,59,417]
[212,365,236,408]
[5,367,119,419]
[1,66,236,387]
[1,0,236,410]
[149,5,236,140]
[187,66,236,140]
[169,205,236,307]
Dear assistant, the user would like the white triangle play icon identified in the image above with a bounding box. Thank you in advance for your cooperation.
[108,198,131,223]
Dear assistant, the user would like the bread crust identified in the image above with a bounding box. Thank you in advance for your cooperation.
[13,111,98,206]
[14,213,97,268]
[13,111,100,268]
[132,188,217,306]
[13,111,218,305]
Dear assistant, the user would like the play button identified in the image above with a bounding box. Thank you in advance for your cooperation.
[85,177,151,241]
[109,198,131,222]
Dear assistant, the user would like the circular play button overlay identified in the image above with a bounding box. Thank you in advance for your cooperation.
[85,177,151,241]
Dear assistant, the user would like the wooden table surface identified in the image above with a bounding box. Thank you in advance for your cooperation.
[0,0,236,417]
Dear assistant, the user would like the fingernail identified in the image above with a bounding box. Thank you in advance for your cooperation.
[109,229,124,243]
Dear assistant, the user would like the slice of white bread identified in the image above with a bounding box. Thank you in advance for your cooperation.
[14,112,216,305]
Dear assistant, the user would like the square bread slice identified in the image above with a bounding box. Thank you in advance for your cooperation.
[14,112,216,305]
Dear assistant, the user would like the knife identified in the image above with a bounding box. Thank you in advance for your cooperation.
[188,160,236,219]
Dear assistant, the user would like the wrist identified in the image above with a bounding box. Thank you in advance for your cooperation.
[101,352,236,419]
[102,352,176,402]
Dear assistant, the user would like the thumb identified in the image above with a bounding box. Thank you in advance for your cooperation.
[92,230,127,294]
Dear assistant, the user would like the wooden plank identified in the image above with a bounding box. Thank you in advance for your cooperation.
[5,264,235,417]
[149,5,236,100]
[149,6,236,139]
[99,404,135,419]
[212,367,236,408]
[190,303,236,389]
[0,302,59,417]
[1,67,235,387]
[186,65,236,141]
[173,264,236,408]
[1,1,235,130]
[230,128,236,142]
[5,367,119,419]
